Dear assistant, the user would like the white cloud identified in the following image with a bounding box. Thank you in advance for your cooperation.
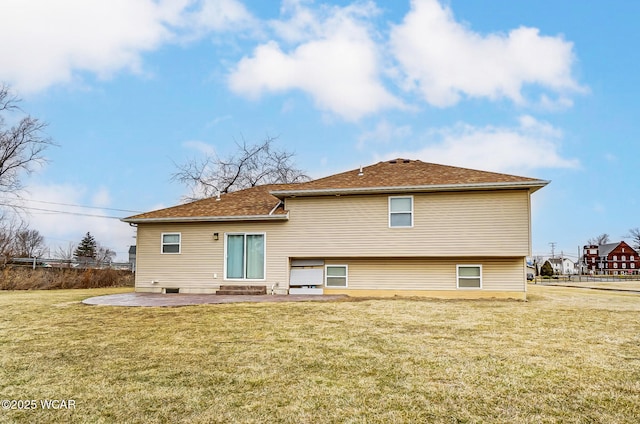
[0,0,254,93]
[389,0,583,107]
[183,140,217,155]
[91,187,112,208]
[383,115,579,174]
[192,0,256,32]
[228,1,403,121]
[538,94,574,112]
[206,115,233,127]
[357,119,413,149]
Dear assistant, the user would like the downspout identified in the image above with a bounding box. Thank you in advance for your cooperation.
[269,201,283,295]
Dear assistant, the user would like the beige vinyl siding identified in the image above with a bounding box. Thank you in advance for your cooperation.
[284,190,531,257]
[133,189,531,295]
[324,257,525,292]
[135,221,290,293]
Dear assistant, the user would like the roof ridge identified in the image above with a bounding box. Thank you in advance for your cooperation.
[124,159,549,222]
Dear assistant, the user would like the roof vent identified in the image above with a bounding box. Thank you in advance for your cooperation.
[358,165,364,176]
[216,191,221,201]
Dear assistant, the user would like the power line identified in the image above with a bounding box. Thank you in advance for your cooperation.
[0,203,124,220]
[0,197,142,213]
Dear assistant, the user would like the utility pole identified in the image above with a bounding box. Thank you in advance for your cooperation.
[549,242,556,259]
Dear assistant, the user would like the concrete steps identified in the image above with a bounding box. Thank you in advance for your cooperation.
[216,285,267,295]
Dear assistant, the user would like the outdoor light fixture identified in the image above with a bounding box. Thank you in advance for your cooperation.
[213,233,219,241]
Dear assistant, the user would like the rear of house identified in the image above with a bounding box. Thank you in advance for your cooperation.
[123,159,548,299]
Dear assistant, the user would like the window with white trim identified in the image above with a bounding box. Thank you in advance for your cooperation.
[161,233,181,254]
[457,265,482,289]
[225,233,265,280]
[389,196,413,228]
[325,265,348,287]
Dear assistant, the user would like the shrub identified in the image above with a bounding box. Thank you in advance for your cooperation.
[540,260,554,277]
[0,267,134,290]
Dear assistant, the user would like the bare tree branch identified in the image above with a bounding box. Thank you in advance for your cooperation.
[587,233,610,246]
[55,242,76,267]
[626,228,640,251]
[172,136,310,201]
[13,228,46,258]
[0,83,56,196]
[0,216,26,265]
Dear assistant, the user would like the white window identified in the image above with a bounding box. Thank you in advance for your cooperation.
[631,256,635,261]
[389,196,413,228]
[161,233,181,254]
[614,263,618,269]
[622,255,626,261]
[325,265,348,287]
[225,233,265,280]
[622,263,627,269]
[457,265,482,289]
[632,263,636,269]
[613,255,617,261]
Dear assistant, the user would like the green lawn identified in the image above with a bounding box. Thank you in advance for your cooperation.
[1,285,639,423]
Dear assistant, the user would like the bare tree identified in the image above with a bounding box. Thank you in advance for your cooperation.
[627,228,640,251]
[12,228,46,258]
[587,233,610,246]
[55,242,76,268]
[0,84,55,196]
[173,136,309,201]
[95,244,116,266]
[0,217,24,265]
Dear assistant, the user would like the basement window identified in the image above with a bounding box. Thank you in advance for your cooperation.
[325,265,348,287]
[457,265,482,289]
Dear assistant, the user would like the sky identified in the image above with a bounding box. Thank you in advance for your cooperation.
[0,0,638,262]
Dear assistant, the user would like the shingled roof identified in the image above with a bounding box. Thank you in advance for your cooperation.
[122,184,291,223]
[122,159,548,223]
[271,159,548,197]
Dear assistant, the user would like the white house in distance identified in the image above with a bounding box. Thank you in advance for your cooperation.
[122,159,549,300]
[548,257,577,275]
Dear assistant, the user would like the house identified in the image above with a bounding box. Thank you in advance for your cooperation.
[128,245,137,272]
[547,257,577,275]
[122,159,548,299]
[582,241,639,275]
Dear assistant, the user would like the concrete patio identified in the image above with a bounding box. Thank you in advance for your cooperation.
[82,292,348,307]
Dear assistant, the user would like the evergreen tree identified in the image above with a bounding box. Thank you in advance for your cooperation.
[540,260,554,277]
[74,232,97,260]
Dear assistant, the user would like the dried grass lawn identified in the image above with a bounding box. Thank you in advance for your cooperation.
[1,285,639,423]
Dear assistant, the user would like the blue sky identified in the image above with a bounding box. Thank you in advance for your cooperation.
[0,0,637,261]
